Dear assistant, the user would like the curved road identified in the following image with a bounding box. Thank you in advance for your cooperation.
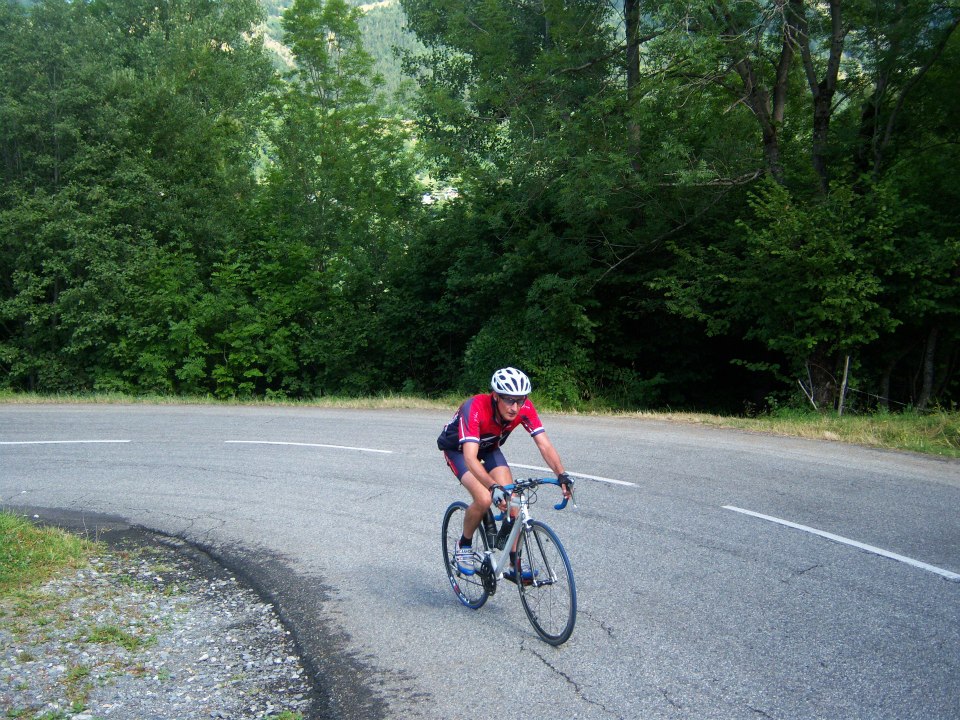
[1,404,958,719]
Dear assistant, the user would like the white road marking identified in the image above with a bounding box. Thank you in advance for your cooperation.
[0,440,131,445]
[225,440,392,454]
[723,505,960,582]
[511,463,636,487]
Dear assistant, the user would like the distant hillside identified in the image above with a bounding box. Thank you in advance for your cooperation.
[15,0,418,101]
[260,0,423,103]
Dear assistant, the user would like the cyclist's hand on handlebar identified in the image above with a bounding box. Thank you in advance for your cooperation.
[558,472,574,499]
[490,484,508,509]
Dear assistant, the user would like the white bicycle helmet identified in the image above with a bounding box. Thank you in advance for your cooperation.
[490,367,532,395]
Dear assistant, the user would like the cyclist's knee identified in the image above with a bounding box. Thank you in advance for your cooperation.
[490,466,513,486]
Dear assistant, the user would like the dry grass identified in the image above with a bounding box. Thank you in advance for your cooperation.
[629,409,960,458]
[0,389,456,410]
[2,391,957,458]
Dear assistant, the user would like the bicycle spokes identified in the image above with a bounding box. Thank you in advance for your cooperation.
[441,479,576,644]
[516,521,576,645]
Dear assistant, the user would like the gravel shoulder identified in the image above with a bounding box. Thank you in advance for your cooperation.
[1,524,319,720]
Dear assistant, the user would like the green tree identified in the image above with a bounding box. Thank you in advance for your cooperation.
[396,0,762,404]
[396,0,959,410]
[656,180,900,407]
[238,0,421,397]
[646,0,960,409]
[0,0,276,393]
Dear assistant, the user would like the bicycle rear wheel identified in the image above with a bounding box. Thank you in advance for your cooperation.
[441,501,489,609]
[516,520,576,645]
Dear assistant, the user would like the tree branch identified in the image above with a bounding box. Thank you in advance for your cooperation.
[587,177,755,292]
[876,15,960,173]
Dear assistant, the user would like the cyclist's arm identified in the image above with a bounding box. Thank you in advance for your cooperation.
[533,433,570,496]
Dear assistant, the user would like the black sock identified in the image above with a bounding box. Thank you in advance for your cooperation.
[460,535,472,547]
[510,551,518,567]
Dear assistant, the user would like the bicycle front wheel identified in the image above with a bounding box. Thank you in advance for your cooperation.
[441,501,489,609]
[516,520,576,645]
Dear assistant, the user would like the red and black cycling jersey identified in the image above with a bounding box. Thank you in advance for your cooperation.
[437,393,545,452]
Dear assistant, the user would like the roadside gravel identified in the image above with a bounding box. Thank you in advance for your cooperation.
[0,529,318,720]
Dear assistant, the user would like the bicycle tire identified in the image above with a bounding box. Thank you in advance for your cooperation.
[441,501,489,609]
[516,520,576,645]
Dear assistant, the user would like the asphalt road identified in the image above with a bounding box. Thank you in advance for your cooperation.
[1,404,958,719]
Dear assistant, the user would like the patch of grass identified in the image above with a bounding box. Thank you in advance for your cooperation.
[116,573,155,592]
[64,663,92,706]
[81,623,150,651]
[5,592,66,622]
[7,710,74,720]
[638,408,960,458]
[0,512,97,596]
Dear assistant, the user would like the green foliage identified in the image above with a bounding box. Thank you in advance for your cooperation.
[0,0,276,395]
[239,0,422,397]
[282,0,375,105]
[656,180,900,372]
[519,274,596,406]
[1,0,957,411]
[261,0,422,104]
[734,181,896,360]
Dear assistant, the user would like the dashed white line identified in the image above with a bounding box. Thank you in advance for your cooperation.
[723,505,960,582]
[225,440,392,454]
[0,440,131,445]
[511,463,636,487]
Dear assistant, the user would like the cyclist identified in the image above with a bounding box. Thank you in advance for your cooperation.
[437,367,573,582]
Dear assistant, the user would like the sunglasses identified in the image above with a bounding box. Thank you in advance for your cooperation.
[498,395,527,407]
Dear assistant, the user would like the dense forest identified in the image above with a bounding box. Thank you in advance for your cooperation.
[2,0,958,413]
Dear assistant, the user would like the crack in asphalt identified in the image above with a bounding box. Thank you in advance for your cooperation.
[523,639,624,719]
[580,608,616,638]
[780,563,822,584]
[660,686,683,710]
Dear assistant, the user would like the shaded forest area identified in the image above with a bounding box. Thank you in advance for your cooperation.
[2,0,958,413]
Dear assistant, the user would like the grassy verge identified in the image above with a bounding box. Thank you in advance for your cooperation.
[0,513,308,720]
[0,511,96,596]
[0,388,457,410]
[633,408,960,458]
[1,391,957,458]
[0,511,101,715]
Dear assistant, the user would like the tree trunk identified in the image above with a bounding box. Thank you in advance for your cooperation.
[624,0,642,173]
[806,351,837,411]
[795,0,845,195]
[837,355,850,416]
[714,2,800,185]
[916,325,939,411]
[879,361,892,411]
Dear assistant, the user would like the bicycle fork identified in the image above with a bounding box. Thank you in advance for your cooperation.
[521,525,559,589]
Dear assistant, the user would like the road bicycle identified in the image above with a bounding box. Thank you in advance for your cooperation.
[441,477,576,645]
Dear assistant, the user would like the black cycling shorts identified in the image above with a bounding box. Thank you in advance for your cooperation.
[442,446,508,480]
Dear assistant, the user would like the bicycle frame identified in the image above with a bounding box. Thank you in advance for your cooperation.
[480,478,570,582]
